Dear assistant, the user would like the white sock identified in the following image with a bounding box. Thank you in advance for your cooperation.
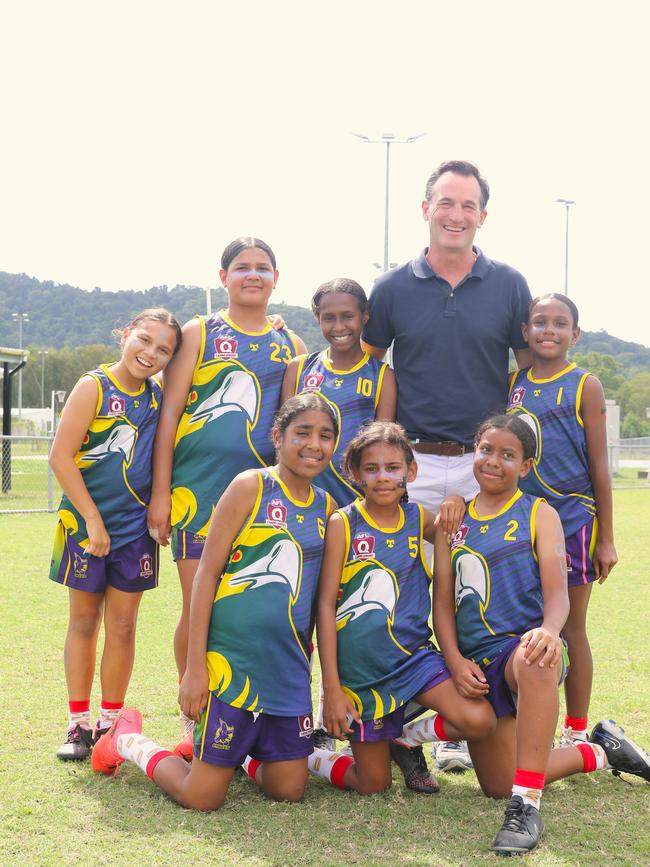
[512,783,542,810]
[307,748,353,789]
[116,733,167,774]
[394,715,445,747]
[99,704,123,731]
[314,685,325,730]
[68,709,91,729]
[241,755,261,783]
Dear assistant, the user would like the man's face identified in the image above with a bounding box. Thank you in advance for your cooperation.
[422,171,487,254]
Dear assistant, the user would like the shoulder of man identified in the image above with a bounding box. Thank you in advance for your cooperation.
[477,250,529,290]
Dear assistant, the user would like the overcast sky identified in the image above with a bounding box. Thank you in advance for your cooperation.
[2,1,648,347]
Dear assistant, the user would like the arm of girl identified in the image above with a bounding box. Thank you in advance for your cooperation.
[179,471,261,722]
[49,377,111,557]
[432,523,489,698]
[520,501,570,668]
[147,318,201,546]
[316,512,362,738]
[281,356,303,404]
[375,367,397,421]
[581,375,617,582]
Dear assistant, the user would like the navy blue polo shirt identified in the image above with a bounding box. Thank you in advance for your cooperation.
[363,247,531,445]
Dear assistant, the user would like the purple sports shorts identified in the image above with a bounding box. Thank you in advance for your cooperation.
[565,518,597,587]
[171,527,206,561]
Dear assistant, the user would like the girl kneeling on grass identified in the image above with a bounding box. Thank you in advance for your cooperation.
[313,421,497,795]
[433,414,650,856]
[92,394,337,810]
[50,309,181,761]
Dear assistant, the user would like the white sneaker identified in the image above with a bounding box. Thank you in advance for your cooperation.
[557,726,588,748]
[433,740,473,772]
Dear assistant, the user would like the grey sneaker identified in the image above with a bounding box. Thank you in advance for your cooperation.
[389,742,440,794]
[589,719,650,782]
[492,795,544,855]
[434,740,473,772]
[313,727,337,751]
[56,724,94,761]
[557,726,588,748]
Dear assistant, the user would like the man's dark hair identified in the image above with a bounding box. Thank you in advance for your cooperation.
[424,160,490,210]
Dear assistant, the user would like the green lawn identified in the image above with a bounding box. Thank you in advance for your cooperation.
[1,491,649,866]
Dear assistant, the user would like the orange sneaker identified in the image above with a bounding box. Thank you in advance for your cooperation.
[173,732,194,763]
[91,707,143,777]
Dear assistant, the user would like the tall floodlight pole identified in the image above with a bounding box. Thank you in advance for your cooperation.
[352,132,426,272]
[555,198,575,295]
[12,312,29,418]
[38,350,49,407]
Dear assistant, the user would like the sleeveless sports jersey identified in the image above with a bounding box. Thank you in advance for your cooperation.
[295,351,388,507]
[56,365,162,550]
[508,364,595,537]
[451,490,545,665]
[206,468,331,716]
[335,500,441,720]
[171,312,299,537]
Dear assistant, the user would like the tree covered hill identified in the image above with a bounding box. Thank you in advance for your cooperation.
[0,272,325,351]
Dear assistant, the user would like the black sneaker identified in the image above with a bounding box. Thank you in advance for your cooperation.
[589,719,650,782]
[93,724,109,745]
[492,795,544,855]
[389,742,440,794]
[313,727,337,751]
[56,724,94,761]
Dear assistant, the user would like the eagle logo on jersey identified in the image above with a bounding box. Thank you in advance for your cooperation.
[336,565,397,625]
[81,423,137,466]
[226,535,301,599]
[508,386,526,408]
[266,499,288,529]
[352,532,375,560]
[189,368,257,429]
[454,552,488,609]
[212,718,235,750]
[214,336,239,359]
[303,372,324,392]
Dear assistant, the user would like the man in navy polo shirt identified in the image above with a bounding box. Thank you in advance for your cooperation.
[362,159,532,780]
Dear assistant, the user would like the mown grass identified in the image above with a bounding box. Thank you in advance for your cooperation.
[1,491,649,866]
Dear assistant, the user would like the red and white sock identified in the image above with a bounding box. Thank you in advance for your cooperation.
[563,715,589,742]
[115,732,173,780]
[512,768,544,810]
[307,748,354,789]
[68,699,91,730]
[99,700,124,731]
[241,755,262,783]
[394,714,450,747]
[576,742,607,772]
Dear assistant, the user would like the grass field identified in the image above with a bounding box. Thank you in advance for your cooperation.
[1,491,649,866]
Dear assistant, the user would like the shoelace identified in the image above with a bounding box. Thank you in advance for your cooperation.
[501,801,530,833]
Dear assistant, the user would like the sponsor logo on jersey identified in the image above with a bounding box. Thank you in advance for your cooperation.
[352,532,375,560]
[451,523,469,549]
[266,499,288,529]
[212,718,235,750]
[73,553,88,579]
[192,533,206,545]
[298,714,313,738]
[139,553,154,578]
[303,371,324,392]
[509,386,526,408]
[214,336,239,359]
[108,395,126,417]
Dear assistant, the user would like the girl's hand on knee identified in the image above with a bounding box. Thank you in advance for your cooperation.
[449,657,490,698]
[520,627,561,668]
[85,515,111,557]
[594,539,618,584]
[323,689,360,740]
[179,666,209,723]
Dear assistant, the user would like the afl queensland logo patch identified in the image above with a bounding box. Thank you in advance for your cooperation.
[266,499,288,529]
[214,336,239,359]
[303,371,324,392]
[108,394,126,417]
[508,386,526,408]
[451,523,469,549]
[352,532,375,561]
[139,553,154,578]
